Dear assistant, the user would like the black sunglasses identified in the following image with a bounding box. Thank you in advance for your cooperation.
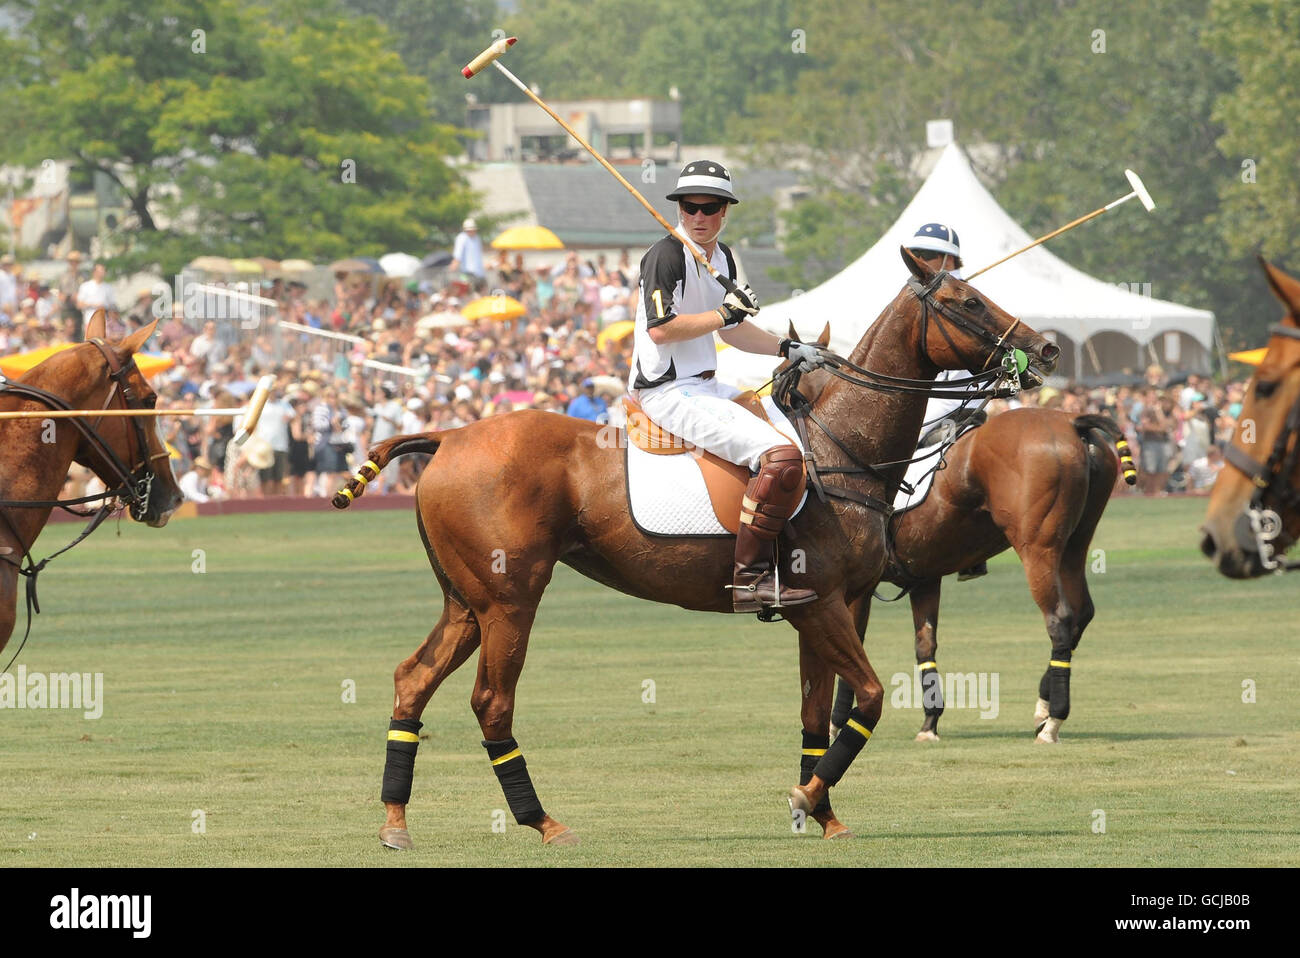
[679,199,726,216]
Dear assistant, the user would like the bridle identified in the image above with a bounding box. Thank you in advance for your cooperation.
[775,270,1028,517]
[1223,323,1300,571]
[0,340,170,669]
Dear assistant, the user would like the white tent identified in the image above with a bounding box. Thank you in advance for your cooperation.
[723,142,1216,385]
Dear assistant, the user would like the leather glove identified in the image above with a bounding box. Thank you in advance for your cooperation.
[780,338,828,372]
[717,283,760,326]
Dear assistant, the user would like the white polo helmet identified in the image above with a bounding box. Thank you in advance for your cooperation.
[907,223,961,261]
[666,159,739,205]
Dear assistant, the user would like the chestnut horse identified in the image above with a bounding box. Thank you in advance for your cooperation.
[780,323,1137,743]
[336,249,1058,848]
[1202,259,1300,577]
[0,311,184,658]
[831,407,1136,744]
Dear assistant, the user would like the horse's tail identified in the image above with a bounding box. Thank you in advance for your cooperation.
[1072,413,1137,486]
[331,432,445,509]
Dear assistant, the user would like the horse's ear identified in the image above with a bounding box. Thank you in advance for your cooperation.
[787,320,800,340]
[119,319,159,357]
[1260,256,1300,319]
[84,308,106,342]
[901,246,933,283]
[817,322,830,347]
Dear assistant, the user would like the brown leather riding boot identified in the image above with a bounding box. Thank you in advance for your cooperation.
[730,444,818,613]
[732,522,818,613]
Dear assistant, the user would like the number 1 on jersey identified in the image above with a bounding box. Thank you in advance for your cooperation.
[651,288,665,319]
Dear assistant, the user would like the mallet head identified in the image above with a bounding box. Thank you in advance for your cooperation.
[463,36,516,78]
[1125,169,1156,212]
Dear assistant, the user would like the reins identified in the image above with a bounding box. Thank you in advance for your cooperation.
[0,344,162,670]
[773,271,1024,517]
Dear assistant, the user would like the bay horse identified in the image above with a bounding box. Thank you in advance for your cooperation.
[335,249,1058,847]
[781,324,1137,744]
[0,310,184,657]
[1202,259,1300,577]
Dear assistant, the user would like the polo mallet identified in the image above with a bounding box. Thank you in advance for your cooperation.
[965,169,1156,280]
[462,36,741,295]
[0,374,276,443]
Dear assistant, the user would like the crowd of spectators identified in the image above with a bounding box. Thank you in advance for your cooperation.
[0,247,1250,504]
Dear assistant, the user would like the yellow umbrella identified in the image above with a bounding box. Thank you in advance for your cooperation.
[0,344,175,380]
[462,295,527,323]
[490,226,564,251]
[1229,347,1268,366]
[190,256,234,273]
[596,319,635,351]
[229,258,263,275]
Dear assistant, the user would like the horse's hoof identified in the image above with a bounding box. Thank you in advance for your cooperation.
[1034,717,1062,744]
[543,827,580,846]
[379,826,413,851]
[915,730,940,742]
[822,821,855,840]
[788,785,814,816]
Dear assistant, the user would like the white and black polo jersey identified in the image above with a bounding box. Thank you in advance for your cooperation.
[628,233,737,392]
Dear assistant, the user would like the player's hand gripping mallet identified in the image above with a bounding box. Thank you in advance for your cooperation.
[462,36,742,295]
[966,169,1156,280]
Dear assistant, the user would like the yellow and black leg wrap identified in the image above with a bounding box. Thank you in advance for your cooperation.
[813,707,874,787]
[919,661,944,719]
[800,731,832,815]
[1115,439,1138,485]
[381,718,423,805]
[1038,653,1072,720]
[483,737,545,825]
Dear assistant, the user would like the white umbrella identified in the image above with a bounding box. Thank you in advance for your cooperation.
[417,310,468,331]
[380,252,422,278]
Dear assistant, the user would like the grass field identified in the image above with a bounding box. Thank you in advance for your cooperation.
[1,496,1297,867]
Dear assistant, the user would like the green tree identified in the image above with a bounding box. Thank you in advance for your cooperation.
[1204,0,1300,272]
[5,0,476,274]
[503,0,807,143]
[342,0,517,126]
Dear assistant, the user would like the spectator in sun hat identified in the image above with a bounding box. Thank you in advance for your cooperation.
[451,217,485,290]
[75,261,114,326]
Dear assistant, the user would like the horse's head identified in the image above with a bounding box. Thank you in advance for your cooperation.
[1201,259,1300,578]
[75,310,185,527]
[900,246,1059,383]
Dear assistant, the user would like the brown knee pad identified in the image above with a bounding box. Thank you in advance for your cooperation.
[741,444,806,538]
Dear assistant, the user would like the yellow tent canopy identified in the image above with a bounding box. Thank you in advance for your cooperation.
[0,344,175,380]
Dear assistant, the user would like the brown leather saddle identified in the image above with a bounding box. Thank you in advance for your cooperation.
[622,392,803,534]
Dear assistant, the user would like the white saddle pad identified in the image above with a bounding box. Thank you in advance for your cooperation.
[627,396,808,537]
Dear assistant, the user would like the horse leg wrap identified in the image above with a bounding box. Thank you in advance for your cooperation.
[381,718,423,805]
[483,738,545,825]
[830,679,854,731]
[1047,653,1072,720]
[800,731,832,815]
[813,707,874,787]
[919,661,945,718]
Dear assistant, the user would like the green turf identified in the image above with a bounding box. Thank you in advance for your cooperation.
[1,497,1296,867]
